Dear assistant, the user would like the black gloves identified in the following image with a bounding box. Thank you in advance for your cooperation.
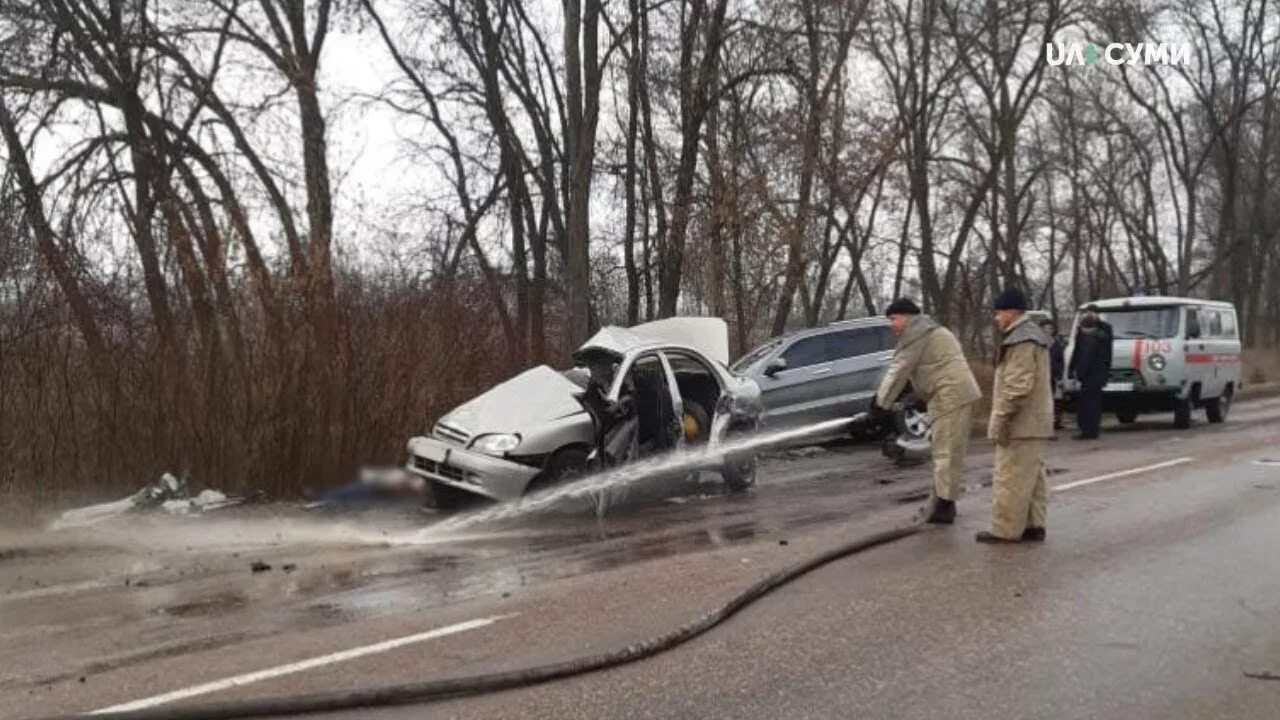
[867,398,891,421]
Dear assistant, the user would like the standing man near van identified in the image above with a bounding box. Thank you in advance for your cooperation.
[1039,318,1066,431]
[871,298,982,525]
[1069,306,1113,439]
[979,288,1054,544]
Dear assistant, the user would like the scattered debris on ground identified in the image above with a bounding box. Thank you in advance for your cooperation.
[250,561,272,573]
[48,473,248,531]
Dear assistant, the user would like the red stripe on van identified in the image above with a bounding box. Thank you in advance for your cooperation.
[1132,343,1142,370]
[1186,353,1240,364]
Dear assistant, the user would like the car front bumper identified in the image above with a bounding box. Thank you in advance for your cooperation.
[404,436,540,502]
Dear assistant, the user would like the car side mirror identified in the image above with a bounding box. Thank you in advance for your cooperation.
[765,358,787,377]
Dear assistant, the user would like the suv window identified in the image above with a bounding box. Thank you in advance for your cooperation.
[781,336,829,369]
[826,329,886,360]
[875,325,895,350]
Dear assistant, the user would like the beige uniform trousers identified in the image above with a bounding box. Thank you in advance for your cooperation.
[990,438,1047,539]
[929,402,974,502]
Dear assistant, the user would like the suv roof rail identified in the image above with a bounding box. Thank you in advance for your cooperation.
[826,316,884,327]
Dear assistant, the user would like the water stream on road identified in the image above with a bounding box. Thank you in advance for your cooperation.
[18,417,863,555]
[389,416,859,545]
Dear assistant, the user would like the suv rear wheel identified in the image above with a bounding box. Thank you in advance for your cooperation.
[895,392,931,441]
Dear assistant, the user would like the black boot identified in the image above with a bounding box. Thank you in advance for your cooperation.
[975,531,1019,544]
[1021,526,1046,542]
[925,498,956,524]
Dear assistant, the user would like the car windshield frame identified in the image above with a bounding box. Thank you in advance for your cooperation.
[1096,306,1182,339]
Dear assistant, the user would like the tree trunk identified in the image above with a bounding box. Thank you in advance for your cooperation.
[562,0,602,345]
[657,0,730,317]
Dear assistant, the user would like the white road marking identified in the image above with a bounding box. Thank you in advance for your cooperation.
[1052,457,1194,493]
[2,579,113,602]
[92,614,515,713]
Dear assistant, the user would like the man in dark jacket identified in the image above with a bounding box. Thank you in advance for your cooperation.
[1039,319,1066,430]
[1069,306,1113,439]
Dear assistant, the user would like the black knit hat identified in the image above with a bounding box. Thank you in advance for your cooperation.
[884,297,922,317]
[993,287,1028,311]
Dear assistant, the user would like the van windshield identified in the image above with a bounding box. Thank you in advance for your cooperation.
[1097,307,1180,339]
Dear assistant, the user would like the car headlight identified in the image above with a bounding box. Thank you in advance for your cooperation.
[470,434,521,455]
[1148,353,1167,371]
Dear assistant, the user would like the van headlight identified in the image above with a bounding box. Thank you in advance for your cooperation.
[1148,354,1167,371]
[470,434,521,456]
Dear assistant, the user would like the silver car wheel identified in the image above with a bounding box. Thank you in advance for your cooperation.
[902,407,931,439]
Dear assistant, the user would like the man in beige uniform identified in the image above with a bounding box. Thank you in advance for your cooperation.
[978,288,1054,544]
[873,298,982,524]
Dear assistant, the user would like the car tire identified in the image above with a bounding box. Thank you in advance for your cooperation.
[534,447,590,490]
[1173,397,1193,429]
[719,422,758,492]
[722,454,757,492]
[1205,388,1232,423]
[1116,410,1138,424]
[894,392,931,441]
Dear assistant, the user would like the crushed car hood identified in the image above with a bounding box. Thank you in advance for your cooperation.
[440,365,586,435]
[578,317,730,364]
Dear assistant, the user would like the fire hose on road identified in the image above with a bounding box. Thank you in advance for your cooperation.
[40,526,925,720]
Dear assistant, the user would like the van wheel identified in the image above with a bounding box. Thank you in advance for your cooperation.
[1206,388,1232,423]
[1116,410,1138,424]
[1173,397,1193,429]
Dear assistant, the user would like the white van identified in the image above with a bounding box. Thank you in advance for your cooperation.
[1062,297,1241,429]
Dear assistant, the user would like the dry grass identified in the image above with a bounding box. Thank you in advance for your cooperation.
[0,274,537,519]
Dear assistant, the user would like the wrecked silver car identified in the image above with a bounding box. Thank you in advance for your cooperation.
[405,318,764,508]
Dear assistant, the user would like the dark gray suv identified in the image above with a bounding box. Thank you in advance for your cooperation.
[731,318,930,442]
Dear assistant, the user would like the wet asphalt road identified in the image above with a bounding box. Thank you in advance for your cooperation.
[5,397,1280,719]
